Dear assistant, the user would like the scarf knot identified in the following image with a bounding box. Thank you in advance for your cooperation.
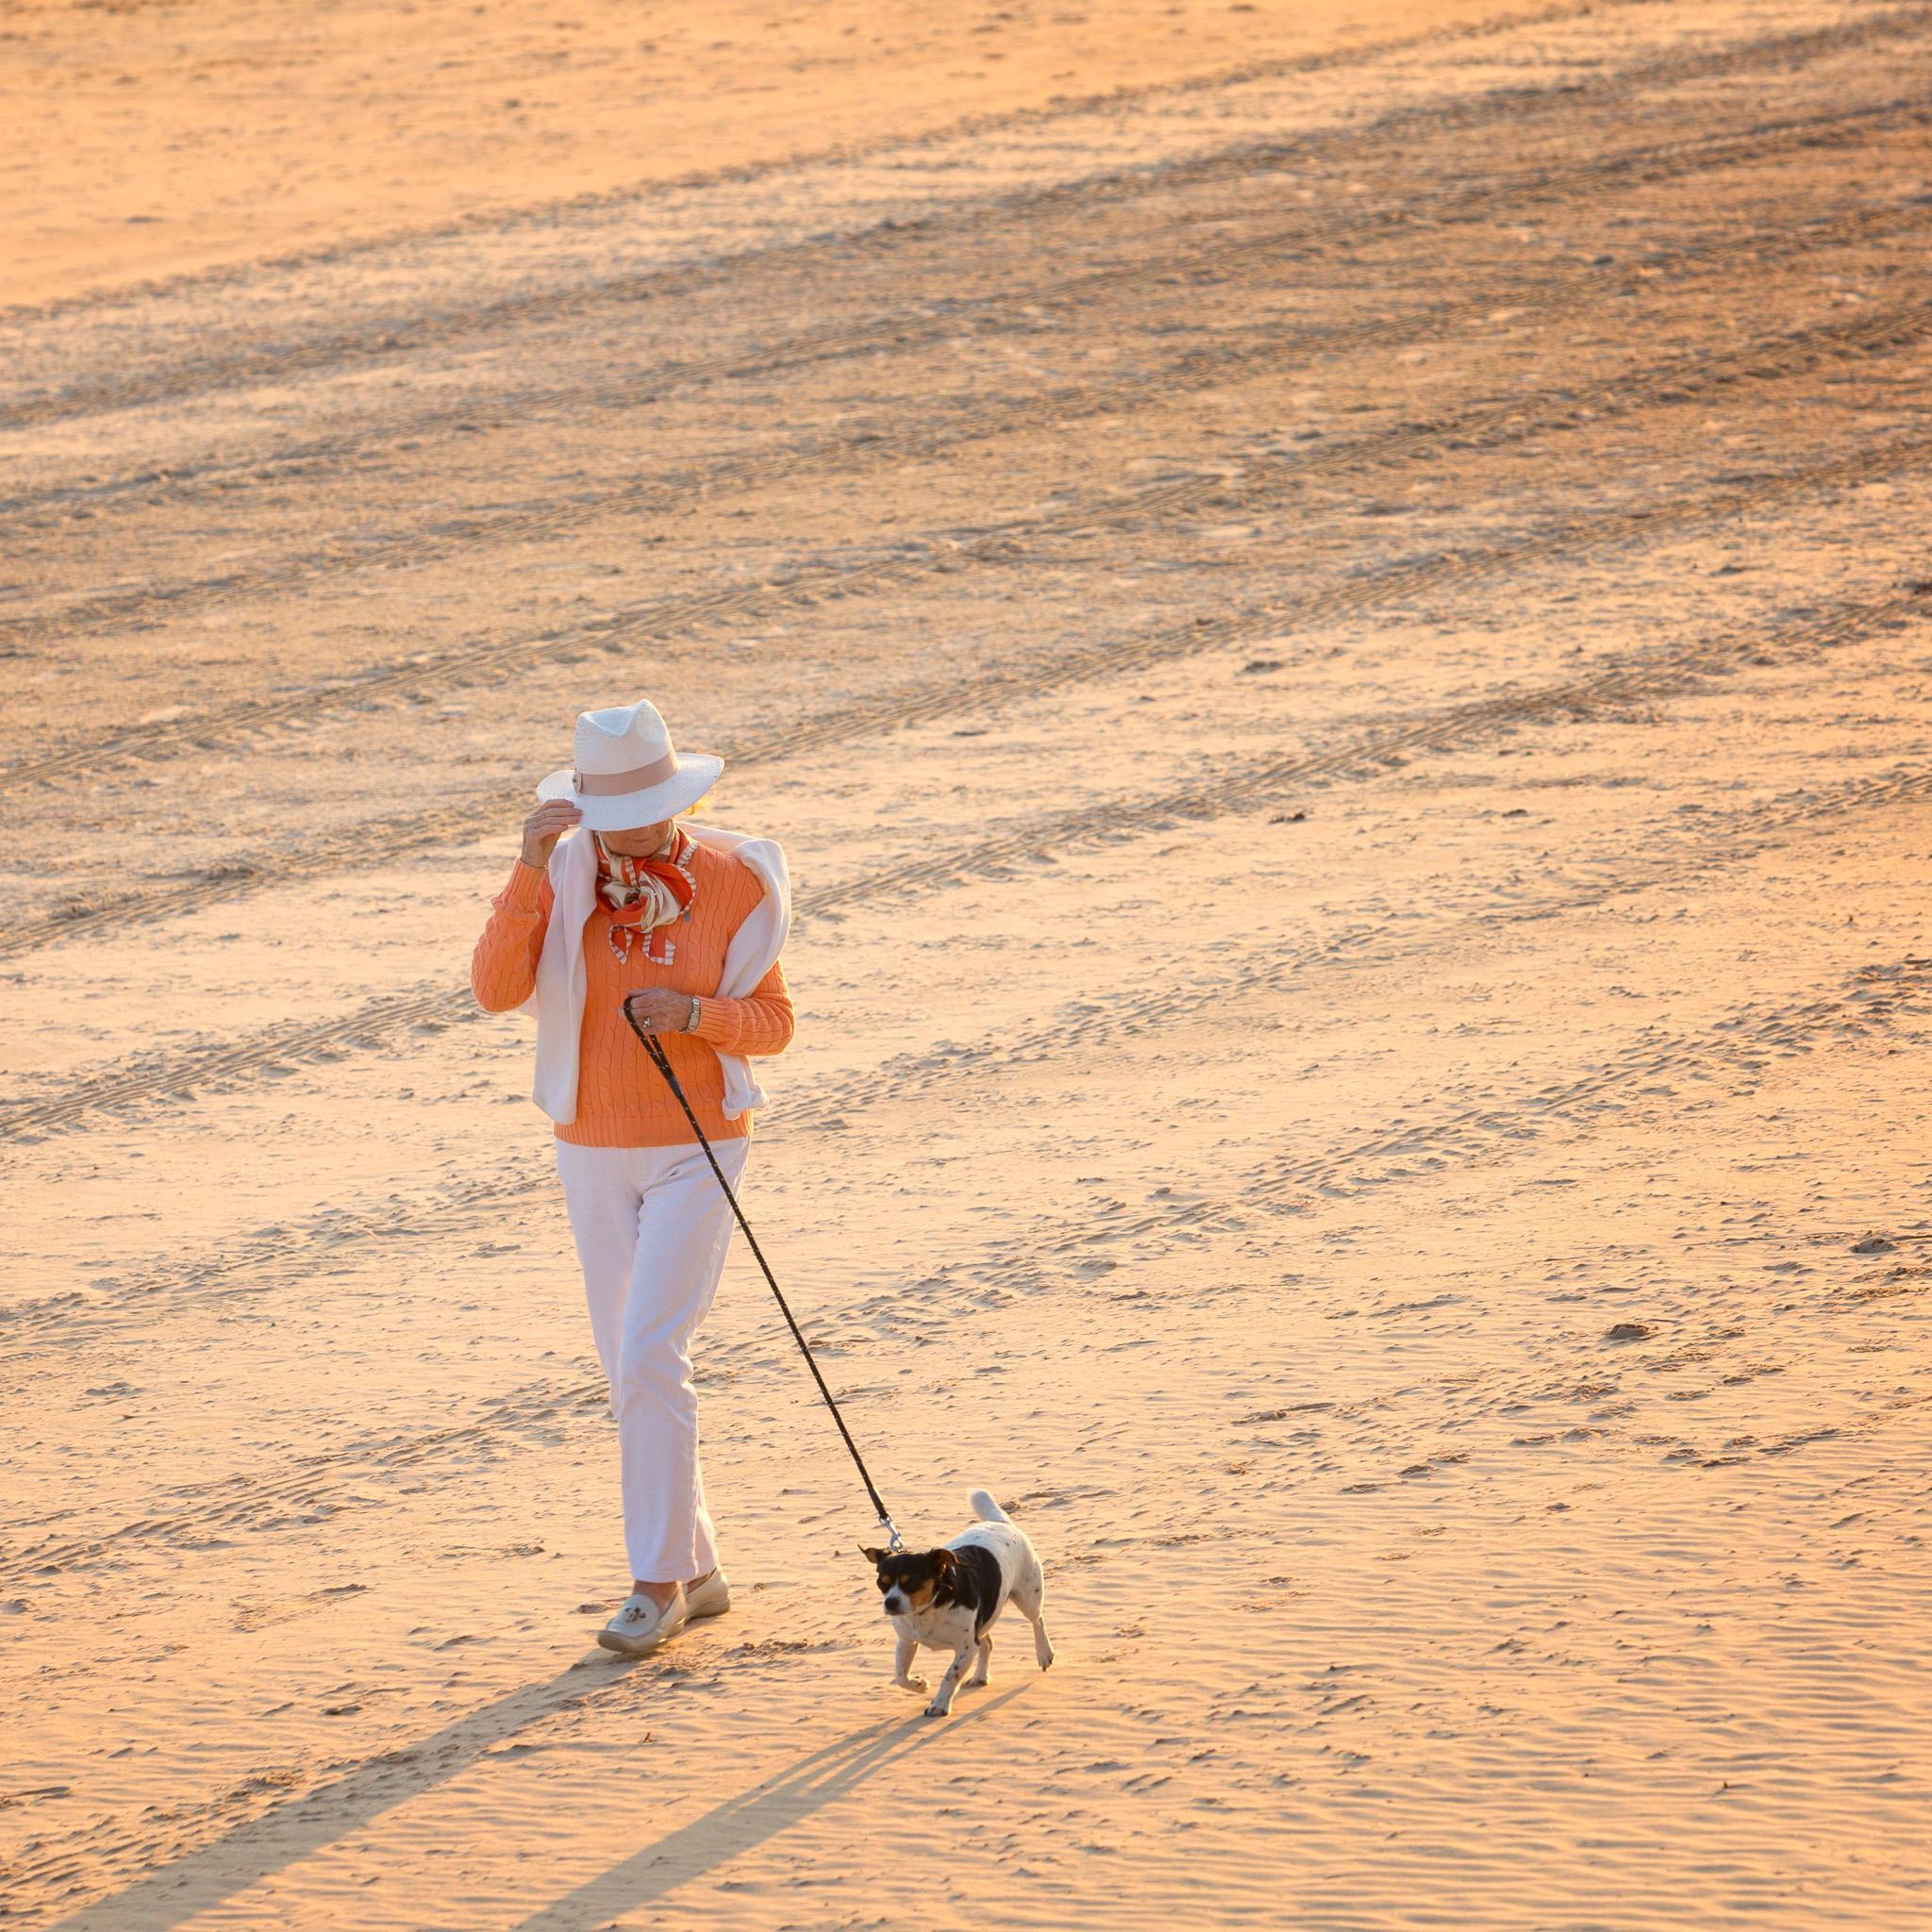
[595,827,697,964]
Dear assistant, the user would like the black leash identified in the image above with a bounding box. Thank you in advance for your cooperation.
[621,994,904,1553]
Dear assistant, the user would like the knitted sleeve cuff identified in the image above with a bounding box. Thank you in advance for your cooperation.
[691,997,737,1048]
[504,858,549,909]
[689,988,794,1057]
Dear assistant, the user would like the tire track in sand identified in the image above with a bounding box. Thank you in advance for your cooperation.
[8,104,1925,656]
[5,953,1926,1589]
[7,0,1886,426]
[9,754,1932,1363]
[9,302,1928,968]
[4,575,1925,1146]
[0,0,1664,341]
[3,263,1927,886]
[8,76,1920,532]
[1124,962,1932,1236]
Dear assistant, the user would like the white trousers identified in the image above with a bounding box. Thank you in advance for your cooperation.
[555,1136,750,1583]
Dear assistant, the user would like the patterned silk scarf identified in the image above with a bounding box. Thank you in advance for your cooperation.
[593,826,698,965]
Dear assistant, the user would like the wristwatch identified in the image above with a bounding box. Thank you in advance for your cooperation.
[683,994,703,1033]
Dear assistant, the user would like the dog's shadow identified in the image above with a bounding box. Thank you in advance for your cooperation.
[511,1681,1032,1928]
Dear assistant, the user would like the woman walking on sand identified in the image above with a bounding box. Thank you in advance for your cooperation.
[472,698,794,1657]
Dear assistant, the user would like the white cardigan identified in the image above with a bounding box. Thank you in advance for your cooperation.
[519,824,791,1127]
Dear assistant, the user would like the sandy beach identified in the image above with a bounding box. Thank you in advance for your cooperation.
[3,0,1930,1924]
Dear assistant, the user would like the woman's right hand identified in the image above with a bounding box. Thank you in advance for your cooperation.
[521,799,582,869]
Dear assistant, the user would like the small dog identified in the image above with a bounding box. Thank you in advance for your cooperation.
[861,1489,1054,1717]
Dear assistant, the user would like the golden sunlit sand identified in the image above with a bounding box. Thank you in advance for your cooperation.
[3,0,1930,1925]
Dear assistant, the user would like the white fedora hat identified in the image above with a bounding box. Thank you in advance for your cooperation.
[535,699,724,831]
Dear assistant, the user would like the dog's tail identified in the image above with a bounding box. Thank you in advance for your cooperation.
[969,1488,1010,1524]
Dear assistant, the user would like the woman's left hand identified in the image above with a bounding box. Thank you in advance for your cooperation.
[624,989,694,1034]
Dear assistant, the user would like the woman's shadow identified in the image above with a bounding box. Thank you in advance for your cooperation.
[50,1657,1027,1931]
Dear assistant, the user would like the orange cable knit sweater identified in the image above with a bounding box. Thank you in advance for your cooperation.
[471,841,794,1147]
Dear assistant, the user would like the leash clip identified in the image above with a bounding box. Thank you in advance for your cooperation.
[880,1515,906,1555]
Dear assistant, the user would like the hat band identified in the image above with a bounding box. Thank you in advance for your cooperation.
[575,749,678,796]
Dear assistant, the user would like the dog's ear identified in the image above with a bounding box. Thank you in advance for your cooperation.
[858,1545,886,1565]
[932,1548,957,1579]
